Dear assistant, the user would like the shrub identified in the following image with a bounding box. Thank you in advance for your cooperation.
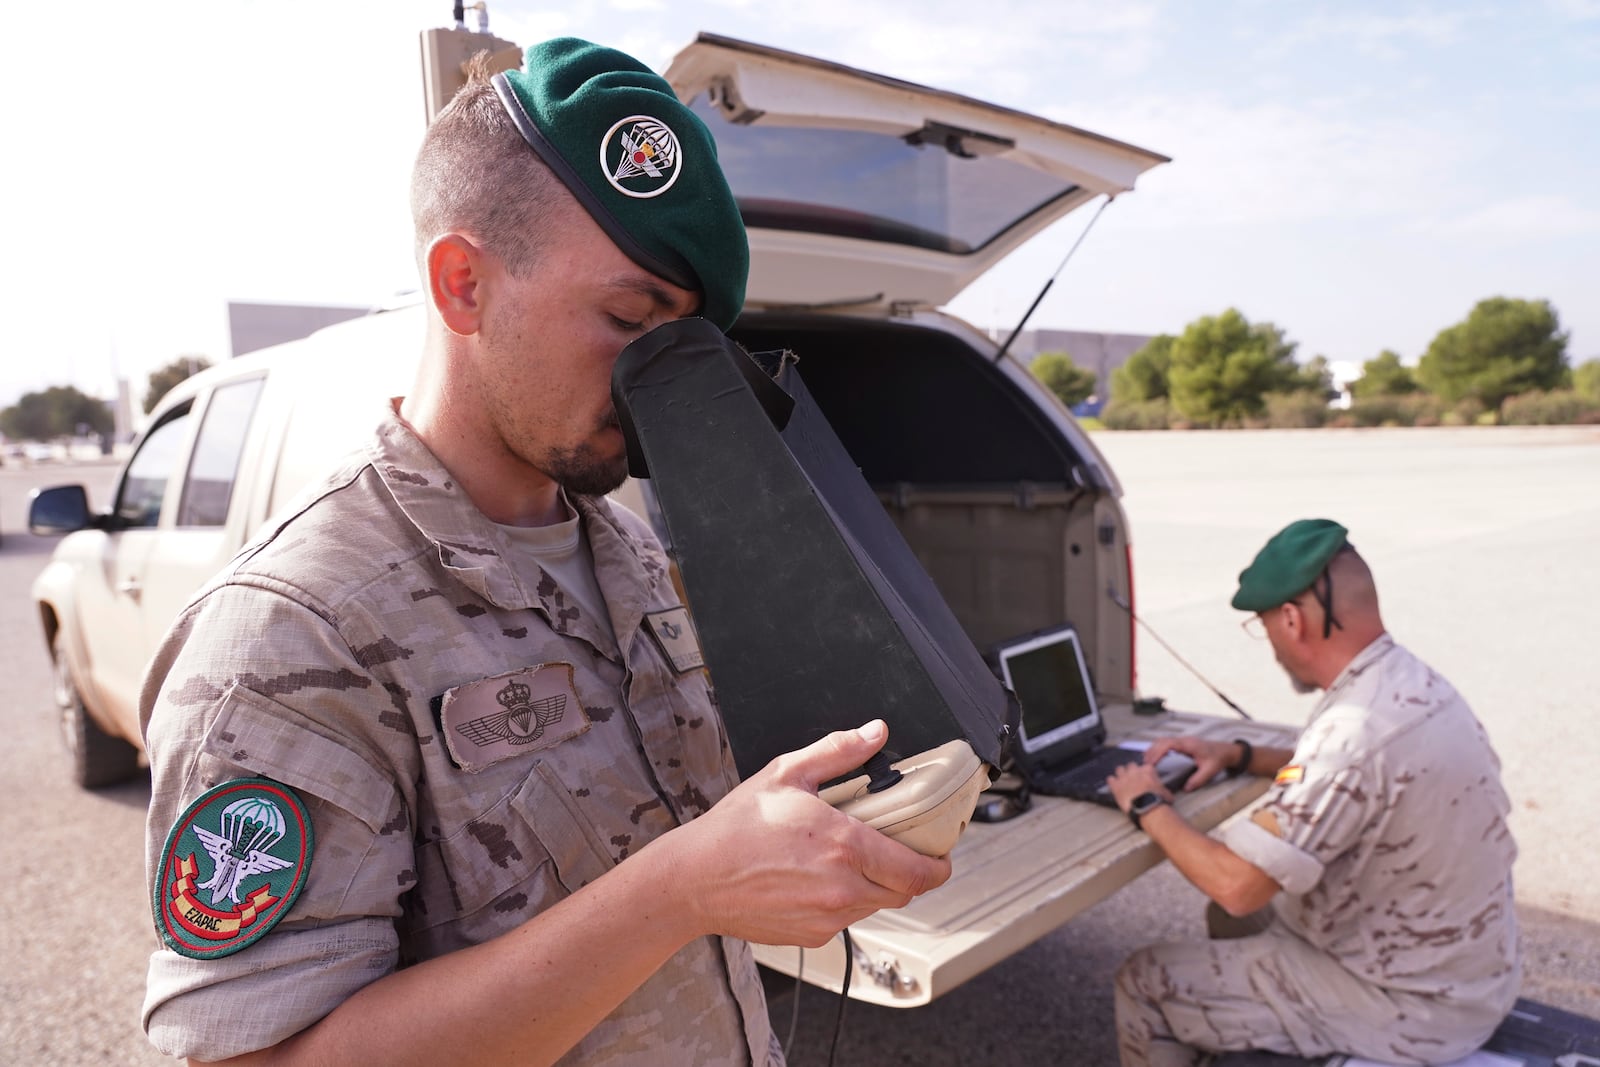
[1441,397,1488,427]
[1574,361,1600,404]
[1100,398,1172,430]
[1346,394,1444,427]
[1263,392,1330,429]
[1500,389,1600,425]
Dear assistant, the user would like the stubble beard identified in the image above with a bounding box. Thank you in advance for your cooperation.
[539,412,629,497]
[1279,660,1317,695]
[1273,644,1318,695]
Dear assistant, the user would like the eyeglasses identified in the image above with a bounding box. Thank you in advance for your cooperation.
[1241,600,1296,639]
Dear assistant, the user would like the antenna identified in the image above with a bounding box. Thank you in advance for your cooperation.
[991,195,1114,364]
[419,5,520,124]
[1106,584,1254,720]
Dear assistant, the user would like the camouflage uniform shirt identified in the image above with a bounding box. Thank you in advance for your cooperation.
[141,409,777,1064]
[1221,634,1520,1043]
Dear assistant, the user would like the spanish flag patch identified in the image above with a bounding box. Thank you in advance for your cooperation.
[1275,765,1304,784]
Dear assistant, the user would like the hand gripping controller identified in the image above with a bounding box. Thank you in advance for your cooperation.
[818,740,990,857]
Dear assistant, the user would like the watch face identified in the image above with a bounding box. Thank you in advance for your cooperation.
[1132,791,1162,813]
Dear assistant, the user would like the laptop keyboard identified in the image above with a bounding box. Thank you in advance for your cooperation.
[1040,746,1144,794]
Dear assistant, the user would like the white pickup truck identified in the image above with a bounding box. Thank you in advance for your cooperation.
[28,33,1294,1007]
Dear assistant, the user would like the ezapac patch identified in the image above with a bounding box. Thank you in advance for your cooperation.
[153,778,314,960]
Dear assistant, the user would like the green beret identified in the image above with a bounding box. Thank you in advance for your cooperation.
[1231,519,1350,611]
[492,38,748,331]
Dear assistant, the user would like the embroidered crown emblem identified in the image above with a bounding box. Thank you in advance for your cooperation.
[497,679,532,709]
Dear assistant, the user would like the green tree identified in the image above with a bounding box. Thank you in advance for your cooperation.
[1111,334,1174,402]
[1574,360,1600,404]
[1292,355,1337,400]
[1351,349,1419,398]
[1167,309,1300,425]
[0,386,113,440]
[1029,351,1097,408]
[143,355,212,414]
[1415,297,1569,411]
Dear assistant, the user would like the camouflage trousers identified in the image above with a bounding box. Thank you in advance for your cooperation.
[1113,910,1488,1067]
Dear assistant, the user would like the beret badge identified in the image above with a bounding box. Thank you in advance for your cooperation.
[603,115,683,198]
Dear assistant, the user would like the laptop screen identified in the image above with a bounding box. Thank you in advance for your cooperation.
[996,626,1101,754]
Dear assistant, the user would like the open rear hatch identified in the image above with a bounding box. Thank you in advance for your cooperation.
[664,33,1169,312]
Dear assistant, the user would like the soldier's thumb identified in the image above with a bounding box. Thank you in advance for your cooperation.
[793,719,891,791]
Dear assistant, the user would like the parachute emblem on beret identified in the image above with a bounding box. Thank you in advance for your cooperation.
[602,115,683,199]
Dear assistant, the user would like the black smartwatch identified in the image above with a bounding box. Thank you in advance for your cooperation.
[1226,739,1254,778]
[1127,791,1167,831]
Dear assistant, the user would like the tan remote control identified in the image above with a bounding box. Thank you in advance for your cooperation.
[818,739,990,857]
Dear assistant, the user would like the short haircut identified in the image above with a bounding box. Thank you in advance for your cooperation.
[410,53,564,279]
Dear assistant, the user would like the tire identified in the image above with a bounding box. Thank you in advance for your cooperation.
[52,636,140,788]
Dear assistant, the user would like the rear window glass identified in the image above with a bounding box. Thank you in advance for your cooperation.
[691,95,1079,255]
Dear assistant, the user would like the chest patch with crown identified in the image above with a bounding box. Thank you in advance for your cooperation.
[436,664,590,772]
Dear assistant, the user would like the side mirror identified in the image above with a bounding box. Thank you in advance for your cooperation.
[29,485,93,535]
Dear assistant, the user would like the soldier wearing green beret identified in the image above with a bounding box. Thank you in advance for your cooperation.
[141,39,948,1066]
[1106,519,1519,1066]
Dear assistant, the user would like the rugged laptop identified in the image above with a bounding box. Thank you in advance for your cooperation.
[996,625,1195,804]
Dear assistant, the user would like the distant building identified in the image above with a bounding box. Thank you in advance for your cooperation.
[1327,360,1362,410]
[228,301,371,358]
[994,327,1157,413]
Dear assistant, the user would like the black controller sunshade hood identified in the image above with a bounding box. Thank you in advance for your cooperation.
[612,317,1013,779]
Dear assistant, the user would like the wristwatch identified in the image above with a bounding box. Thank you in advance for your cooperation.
[1127,791,1168,831]
[1226,738,1254,778]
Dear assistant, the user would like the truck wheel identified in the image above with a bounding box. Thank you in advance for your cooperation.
[53,637,140,788]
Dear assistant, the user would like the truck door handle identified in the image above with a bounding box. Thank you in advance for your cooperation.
[116,578,142,602]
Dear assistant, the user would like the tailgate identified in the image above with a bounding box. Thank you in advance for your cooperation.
[752,708,1299,1006]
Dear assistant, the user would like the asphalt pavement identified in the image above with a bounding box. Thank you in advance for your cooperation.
[1,427,1596,1065]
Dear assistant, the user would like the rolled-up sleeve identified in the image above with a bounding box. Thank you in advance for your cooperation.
[1223,705,1379,899]
[142,590,414,1061]
[1219,816,1324,895]
[144,920,398,1060]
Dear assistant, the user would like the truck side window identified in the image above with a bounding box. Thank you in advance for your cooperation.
[177,377,266,527]
[116,407,193,528]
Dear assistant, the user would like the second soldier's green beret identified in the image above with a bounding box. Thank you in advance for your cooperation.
[492,37,748,331]
[1231,519,1350,611]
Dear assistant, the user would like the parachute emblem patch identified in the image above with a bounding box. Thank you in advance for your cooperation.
[601,114,683,199]
[153,778,314,960]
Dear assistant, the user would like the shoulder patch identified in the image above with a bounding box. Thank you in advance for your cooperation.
[1275,765,1304,785]
[153,778,314,960]
[1251,807,1284,837]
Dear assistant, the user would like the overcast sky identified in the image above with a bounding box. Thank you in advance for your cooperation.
[4,0,1596,411]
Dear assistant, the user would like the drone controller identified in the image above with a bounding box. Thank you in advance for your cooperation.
[819,740,990,857]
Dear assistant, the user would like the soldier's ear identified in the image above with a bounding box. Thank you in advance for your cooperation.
[1281,600,1305,641]
[427,234,487,337]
